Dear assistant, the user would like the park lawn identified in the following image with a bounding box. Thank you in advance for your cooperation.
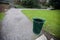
[0,12,5,21]
[22,10,60,38]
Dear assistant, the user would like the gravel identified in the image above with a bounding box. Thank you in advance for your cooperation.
[1,8,39,40]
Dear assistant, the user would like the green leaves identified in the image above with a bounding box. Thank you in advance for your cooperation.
[49,0,60,9]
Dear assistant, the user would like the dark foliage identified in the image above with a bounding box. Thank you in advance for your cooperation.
[22,0,40,8]
[49,0,60,9]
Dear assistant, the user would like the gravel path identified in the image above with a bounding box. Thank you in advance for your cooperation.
[1,8,40,40]
[0,8,60,40]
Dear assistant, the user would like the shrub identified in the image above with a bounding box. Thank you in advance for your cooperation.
[22,0,41,8]
[49,0,60,9]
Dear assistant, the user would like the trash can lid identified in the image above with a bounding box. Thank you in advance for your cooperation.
[33,18,45,22]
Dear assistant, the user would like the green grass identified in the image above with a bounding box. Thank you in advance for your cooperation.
[22,10,60,38]
[0,12,4,21]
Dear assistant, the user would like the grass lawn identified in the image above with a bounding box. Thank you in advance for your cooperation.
[22,10,60,38]
[0,12,4,21]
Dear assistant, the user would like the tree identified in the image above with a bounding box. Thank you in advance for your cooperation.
[22,0,41,8]
[49,0,60,9]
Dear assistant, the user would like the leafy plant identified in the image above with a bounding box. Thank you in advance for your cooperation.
[22,0,41,8]
[49,0,60,9]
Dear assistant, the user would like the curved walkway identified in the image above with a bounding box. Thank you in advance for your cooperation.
[1,8,39,40]
[0,8,60,40]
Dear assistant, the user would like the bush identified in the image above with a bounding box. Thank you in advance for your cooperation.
[22,0,41,8]
[22,0,33,8]
[49,0,60,9]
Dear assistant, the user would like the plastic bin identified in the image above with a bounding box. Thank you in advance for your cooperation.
[33,18,45,34]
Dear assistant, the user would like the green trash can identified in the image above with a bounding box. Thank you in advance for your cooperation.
[33,18,45,34]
